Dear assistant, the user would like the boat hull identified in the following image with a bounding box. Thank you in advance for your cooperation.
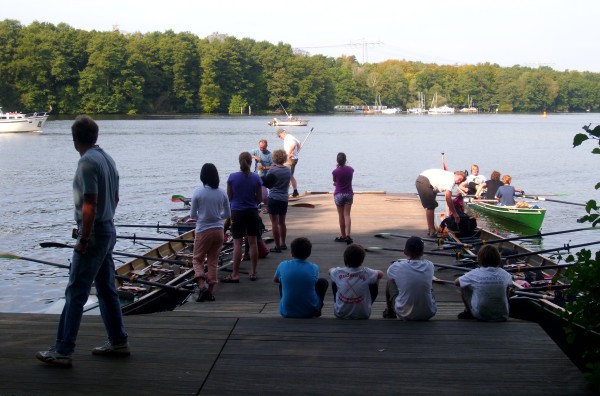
[0,113,49,133]
[467,201,546,231]
[268,117,308,126]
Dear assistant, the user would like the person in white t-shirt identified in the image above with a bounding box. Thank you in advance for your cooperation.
[329,244,384,319]
[454,244,513,322]
[459,164,487,195]
[383,236,437,321]
[276,128,301,197]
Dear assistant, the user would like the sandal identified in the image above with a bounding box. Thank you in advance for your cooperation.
[221,275,240,283]
[280,245,287,250]
[249,273,257,281]
[270,247,282,253]
[345,236,353,244]
[334,236,346,242]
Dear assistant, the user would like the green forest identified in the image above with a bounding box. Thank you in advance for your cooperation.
[1,19,599,115]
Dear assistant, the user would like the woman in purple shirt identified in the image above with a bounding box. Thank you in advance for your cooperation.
[224,152,263,282]
[332,152,354,244]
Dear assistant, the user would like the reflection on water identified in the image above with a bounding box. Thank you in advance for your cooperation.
[1,113,598,312]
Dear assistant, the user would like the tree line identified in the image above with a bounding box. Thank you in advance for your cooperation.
[1,19,599,115]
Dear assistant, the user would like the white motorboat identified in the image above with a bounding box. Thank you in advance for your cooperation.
[428,92,455,114]
[0,107,50,133]
[381,107,401,114]
[268,115,309,126]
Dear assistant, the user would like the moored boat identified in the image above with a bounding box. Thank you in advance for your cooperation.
[268,115,309,126]
[0,107,50,133]
[116,229,196,315]
[467,200,546,231]
[381,107,401,114]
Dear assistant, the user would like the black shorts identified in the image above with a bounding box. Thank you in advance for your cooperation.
[415,175,438,210]
[268,198,289,215]
[230,209,261,239]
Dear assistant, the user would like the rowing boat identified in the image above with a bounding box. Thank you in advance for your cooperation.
[446,228,567,308]
[116,229,194,315]
[116,230,231,315]
[466,200,546,231]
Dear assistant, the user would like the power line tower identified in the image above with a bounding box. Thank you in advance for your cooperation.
[347,39,383,63]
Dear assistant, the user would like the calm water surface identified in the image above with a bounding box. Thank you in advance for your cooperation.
[1,113,599,312]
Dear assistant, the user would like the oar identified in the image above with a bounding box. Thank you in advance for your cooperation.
[432,276,455,285]
[290,202,315,208]
[518,283,571,292]
[115,223,194,230]
[40,242,191,266]
[171,194,190,204]
[117,235,195,244]
[374,233,464,246]
[0,252,188,292]
[364,246,472,258]
[299,127,315,150]
[504,240,600,260]
[461,227,597,247]
[512,291,555,301]
[523,195,586,207]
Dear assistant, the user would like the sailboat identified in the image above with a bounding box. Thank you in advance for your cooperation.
[459,95,478,113]
[428,92,455,114]
[408,92,426,114]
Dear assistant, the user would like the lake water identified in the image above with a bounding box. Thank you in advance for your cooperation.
[1,113,599,312]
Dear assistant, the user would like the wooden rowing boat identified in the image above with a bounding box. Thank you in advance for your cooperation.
[116,229,196,315]
[446,228,565,305]
[466,200,546,231]
[116,230,232,315]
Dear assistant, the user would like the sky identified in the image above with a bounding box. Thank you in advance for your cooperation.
[6,0,600,72]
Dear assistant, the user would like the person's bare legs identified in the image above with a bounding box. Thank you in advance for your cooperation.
[426,208,436,235]
[343,204,352,238]
[336,205,346,238]
[230,238,243,280]
[269,213,281,248]
[278,214,287,247]
[247,235,258,277]
[290,175,297,191]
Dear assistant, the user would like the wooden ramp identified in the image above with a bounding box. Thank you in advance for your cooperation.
[0,313,592,395]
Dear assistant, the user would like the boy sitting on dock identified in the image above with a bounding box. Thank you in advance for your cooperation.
[274,237,329,318]
[383,236,437,321]
[329,244,384,319]
[454,245,513,321]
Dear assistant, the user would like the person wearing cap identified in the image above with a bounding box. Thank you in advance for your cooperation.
[415,169,466,236]
[383,236,437,321]
[276,128,301,197]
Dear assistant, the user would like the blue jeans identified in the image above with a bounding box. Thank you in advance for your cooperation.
[55,222,127,355]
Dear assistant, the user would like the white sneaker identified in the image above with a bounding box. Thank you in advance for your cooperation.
[92,341,131,356]
[36,347,73,367]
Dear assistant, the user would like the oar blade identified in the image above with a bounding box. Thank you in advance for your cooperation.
[0,252,20,260]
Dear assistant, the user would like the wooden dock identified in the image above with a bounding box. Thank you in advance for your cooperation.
[0,193,593,395]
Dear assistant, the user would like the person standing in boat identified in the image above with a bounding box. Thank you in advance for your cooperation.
[454,244,513,321]
[266,149,291,253]
[459,164,487,195]
[415,169,466,237]
[276,128,301,197]
[37,115,129,368]
[332,152,354,244]
[190,163,231,302]
[475,170,503,200]
[495,174,523,206]
[222,152,263,282]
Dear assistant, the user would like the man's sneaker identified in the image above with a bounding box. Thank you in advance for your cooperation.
[382,308,397,319]
[291,190,299,197]
[92,341,131,356]
[457,310,475,320]
[36,347,72,368]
